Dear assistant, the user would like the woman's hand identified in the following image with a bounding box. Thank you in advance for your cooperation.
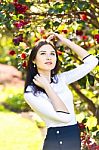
[47,32,66,44]
[33,74,50,89]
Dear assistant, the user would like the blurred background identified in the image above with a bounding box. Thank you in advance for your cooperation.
[0,0,99,150]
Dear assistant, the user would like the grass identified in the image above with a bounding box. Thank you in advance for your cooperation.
[0,112,44,150]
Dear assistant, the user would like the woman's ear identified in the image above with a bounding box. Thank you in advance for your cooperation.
[32,61,36,68]
[32,59,36,64]
[32,61,35,64]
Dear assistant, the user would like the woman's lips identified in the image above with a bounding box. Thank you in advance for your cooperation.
[45,62,52,65]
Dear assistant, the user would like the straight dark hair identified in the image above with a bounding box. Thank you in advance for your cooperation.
[24,40,60,95]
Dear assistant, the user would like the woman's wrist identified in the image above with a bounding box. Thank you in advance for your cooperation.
[61,38,73,46]
[44,83,52,91]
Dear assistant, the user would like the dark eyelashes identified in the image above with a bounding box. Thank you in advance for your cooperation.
[40,53,56,55]
[40,52,46,55]
[51,53,56,55]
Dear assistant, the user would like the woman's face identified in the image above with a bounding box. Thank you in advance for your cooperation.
[34,44,57,73]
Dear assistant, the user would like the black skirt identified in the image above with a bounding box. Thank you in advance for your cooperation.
[43,124,81,150]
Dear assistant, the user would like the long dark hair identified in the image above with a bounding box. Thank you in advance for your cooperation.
[24,40,60,95]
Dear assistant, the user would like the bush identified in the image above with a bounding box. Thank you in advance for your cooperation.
[2,93,31,112]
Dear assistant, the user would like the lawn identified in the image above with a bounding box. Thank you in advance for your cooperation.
[0,112,44,150]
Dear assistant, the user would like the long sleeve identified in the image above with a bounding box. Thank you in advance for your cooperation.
[58,55,98,85]
[24,86,72,123]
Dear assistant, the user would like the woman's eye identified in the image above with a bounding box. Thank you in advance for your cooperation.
[40,52,56,56]
[51,53,55,55]
[40,52,46,55]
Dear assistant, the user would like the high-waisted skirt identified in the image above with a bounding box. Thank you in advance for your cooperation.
[43,124,81,150]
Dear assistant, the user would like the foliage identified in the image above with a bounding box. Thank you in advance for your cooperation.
[4,93,31,112]
[0,86,31,112]
[0,0,98,103]
[0,0,98,90]
[0,0,99,69]
[0,1,99,149]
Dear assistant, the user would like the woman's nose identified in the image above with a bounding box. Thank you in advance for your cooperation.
[46,54,51,60]
[47,57,51,60]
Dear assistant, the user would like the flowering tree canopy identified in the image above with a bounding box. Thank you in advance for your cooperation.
[0,0,99,116]
[0,1,99,149]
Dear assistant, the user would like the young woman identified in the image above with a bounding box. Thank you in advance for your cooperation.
[24,32,98,150]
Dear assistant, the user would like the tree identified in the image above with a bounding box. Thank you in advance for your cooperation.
[0,0,99,149]
[0,0,99,122]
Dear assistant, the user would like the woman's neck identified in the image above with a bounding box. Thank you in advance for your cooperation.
[37,70,51,83]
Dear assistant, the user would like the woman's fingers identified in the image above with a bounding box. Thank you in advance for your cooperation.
[33,78,41,87]
[33,74,42,87]
[47,34,56,42]
[33,74,50,89]
[33,74,44,87]
[48,32,59,37]
[34,74,40,80]
[47,32,63,41]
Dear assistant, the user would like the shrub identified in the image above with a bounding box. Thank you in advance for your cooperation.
[3,93,31,112]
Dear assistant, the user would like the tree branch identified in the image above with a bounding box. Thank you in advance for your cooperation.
[71,82,99,124]
[25,11,99,28]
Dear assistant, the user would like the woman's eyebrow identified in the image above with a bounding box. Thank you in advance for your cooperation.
[39,50,55,53]
[39,50,46,52]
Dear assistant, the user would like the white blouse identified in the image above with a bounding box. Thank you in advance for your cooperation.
[24,55,98,128]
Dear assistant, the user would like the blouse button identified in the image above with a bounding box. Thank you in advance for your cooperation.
[59,141,63,144]
[56,130,60,134]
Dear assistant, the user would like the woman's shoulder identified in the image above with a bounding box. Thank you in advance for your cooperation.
[24,85,44,97]
[25,85,33,93]
[57,72,67,80]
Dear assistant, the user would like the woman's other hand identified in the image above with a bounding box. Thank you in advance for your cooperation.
[33,74,50,89]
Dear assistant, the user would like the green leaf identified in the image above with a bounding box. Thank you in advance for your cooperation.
[65,65,76,71]
[25,48,31,53]
[53,2,61,7]
[77,1,90,11]
[86,126,89,132]
[58,8,64,13]
[54,9,59,14]
[88,74,95,86]
[82,118,87,123]
[78,76,87,89]
[43,0,50,2]
[60,45,64,51]
[62,4,69,11]
[12,15,17,21]
[8,3,15,13]
[0,12,5,21]
[0,22,3,26]
[44,20,51,29]
[91,126,98,132]
[53,21,60,27]
[77,20,86,26]
[19,0,27,4]
[48,8,55,14]
[96,131,99,139]
[3,3,15,13]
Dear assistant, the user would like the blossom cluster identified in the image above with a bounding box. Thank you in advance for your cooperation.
[94,34,99,43]
[12,1,28,14]
[78,122,99,150]
[13,20,29,29]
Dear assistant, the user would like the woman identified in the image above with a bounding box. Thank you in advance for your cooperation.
[24,32,98,150]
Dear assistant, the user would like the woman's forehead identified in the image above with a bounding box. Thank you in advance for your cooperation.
[38,44,55,52]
